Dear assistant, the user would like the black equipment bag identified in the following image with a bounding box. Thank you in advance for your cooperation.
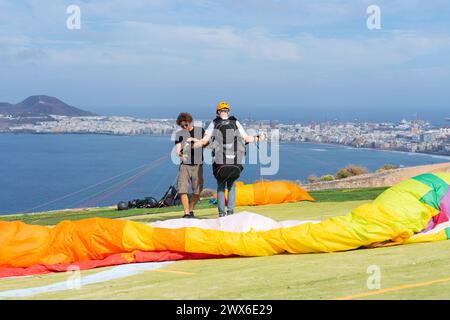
[118,196,159,210]
[212,116,245,182]
[213,163,243,183]
[145,197,158,208]
[117,201,129,211]
[117,184,183,212]
[158,185,181,207]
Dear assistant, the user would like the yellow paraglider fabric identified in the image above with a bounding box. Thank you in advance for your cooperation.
[1,173,450,277]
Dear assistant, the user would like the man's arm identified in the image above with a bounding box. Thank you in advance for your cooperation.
[242,134,265,144]
[193,134,210,148]
[193,123,213,148]
[237,121,265,143]
[175,142,189,162]
[201,132,211,145]
[175,142,182,156]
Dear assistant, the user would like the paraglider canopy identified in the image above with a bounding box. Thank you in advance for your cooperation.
[216,180,314,206]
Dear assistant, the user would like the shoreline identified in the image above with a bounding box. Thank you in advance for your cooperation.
[1,132,449,158]
[304,161,450,191]
[282,141,450,159]
[0,134,448,216]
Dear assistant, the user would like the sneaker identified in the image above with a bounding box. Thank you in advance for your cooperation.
[227,210,234,216]
[182,211,195,218]
[218,212,226,218]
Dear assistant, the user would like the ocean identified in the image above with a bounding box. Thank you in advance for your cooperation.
[0,133,449,215]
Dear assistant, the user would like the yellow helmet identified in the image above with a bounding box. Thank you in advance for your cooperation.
[216,102,231,112]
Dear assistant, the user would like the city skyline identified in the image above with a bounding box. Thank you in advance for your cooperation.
[1,93,449,125]
[2,113,449,156]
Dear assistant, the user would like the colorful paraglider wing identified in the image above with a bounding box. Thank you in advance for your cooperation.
[1,173,450,279]
[216,180,314,206]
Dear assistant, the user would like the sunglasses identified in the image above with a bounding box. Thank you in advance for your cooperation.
[180,122,189,128]
[218,109,229,113]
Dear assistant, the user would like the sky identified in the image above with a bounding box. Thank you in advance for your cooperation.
[1,0,450,123]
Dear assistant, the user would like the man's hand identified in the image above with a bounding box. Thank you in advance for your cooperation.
[193,140,203,149]
[186,137,199,143]
[179,152,188,162]
[257,133,267,142]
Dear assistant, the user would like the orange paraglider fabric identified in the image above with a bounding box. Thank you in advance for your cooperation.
[217,181,314,206]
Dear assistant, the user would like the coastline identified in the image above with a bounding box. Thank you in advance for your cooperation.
[304,161,450,191]
[1,131,449,158]
[0,134,448,216]
[283,141,450,158]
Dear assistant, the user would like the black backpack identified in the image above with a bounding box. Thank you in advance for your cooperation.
[211,116,245,183]
[158,185,181,207]
[125,196,158,209]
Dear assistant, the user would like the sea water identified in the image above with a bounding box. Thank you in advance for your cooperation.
[0,134,448,215]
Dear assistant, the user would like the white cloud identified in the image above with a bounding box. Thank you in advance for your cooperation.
[0,22,302,66]
[293,32,450,69]
[2,20,450,73]
[1,0,450,110]
[120,22,301,62]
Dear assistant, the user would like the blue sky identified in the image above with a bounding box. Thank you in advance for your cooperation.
[1,0,450,123]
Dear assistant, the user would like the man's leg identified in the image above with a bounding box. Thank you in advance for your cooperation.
[189,164,203,212]
[217,180,227,217]
[177,165,191,216]
[180,193,190,215]
[189,194,200,212]
[226,179,237,215]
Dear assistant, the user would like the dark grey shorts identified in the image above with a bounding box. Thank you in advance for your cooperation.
[177,164,204,195]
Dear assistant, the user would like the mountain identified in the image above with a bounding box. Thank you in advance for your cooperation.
[0,102,13,108]
[0,95,97,117]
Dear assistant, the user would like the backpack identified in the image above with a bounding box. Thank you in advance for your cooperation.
[158,185,181,207]
[125,196,159,209]
[211,116,245,183]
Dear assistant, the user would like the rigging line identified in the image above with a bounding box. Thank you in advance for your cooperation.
[27,164,153,226]
[254,139,268,203]
[78,156,168,208]
[78,168,153,208]
[14,164,156,226]
[79,156,168,208]
[148,149,181,197]
[69,161,161,209]
[81,165,159,208]
[17,156,169,214]
[148,162,178,199]
[252,138,266,183]
[16,157,170,227]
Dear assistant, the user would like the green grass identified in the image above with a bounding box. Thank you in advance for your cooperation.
[0,187,388,226]
[309,187,388,202]
[0,200,214,226]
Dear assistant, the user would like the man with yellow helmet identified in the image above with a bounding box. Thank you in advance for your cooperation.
[195,102,265,217]
[216,102,231,112]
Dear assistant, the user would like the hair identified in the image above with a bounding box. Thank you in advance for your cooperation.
[176,112,193,125]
